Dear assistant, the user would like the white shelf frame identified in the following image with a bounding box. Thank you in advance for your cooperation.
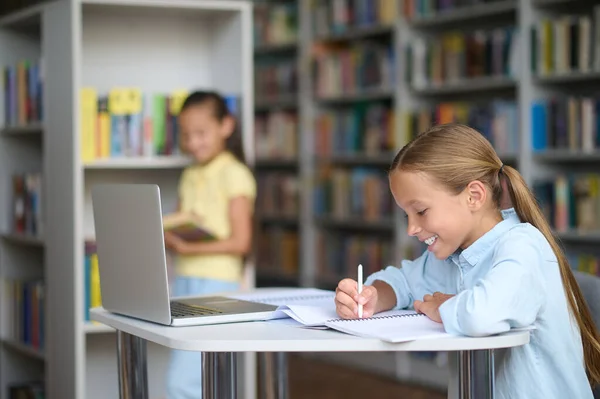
[0,1,257,399]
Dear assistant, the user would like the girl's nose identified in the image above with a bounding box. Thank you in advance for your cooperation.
[407,219,422,237]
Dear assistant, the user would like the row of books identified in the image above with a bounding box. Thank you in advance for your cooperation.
[401,0,506,20]
[402,100,519,154]
[253,2,298,48]
[534,174,600,233]
[80,87,241,162]
[314,167,394,220]
[256,226,299,277]
[2,279,45,351]
[531,96,600,152]
[311,0,399,37]
[255,59,298,103]
[257,173,300,217]
[314,102,396,157]
[12,172,43,237]
[255,110,298,160]
[316,231,393,283]
[405,27,520,88]
[8,382,45,399]
[313,41,395,99]
[2,59,43,128]
[531,7,600,76]
[569,252,600,278]
[83,241,101,323]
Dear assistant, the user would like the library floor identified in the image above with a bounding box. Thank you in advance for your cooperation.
[279,354,447,399]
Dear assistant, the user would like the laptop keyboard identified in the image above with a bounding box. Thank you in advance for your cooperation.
[170,301,224,318]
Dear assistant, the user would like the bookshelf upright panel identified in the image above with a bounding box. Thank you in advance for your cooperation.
[0,4,46,399]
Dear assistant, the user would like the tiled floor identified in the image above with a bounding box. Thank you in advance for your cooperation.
[276,354,447,399]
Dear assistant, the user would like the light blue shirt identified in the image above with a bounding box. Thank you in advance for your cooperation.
[365,208,593,399]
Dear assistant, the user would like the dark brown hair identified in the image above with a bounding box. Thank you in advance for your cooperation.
[180,90,246,164]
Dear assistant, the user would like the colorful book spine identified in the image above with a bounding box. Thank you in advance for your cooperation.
[531,96,600,152]
[2,58,43,127]
[79,87,242,162]
[314,167,394,221]
[3,279,45,350]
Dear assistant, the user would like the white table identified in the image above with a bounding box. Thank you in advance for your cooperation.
[91,307,530,399]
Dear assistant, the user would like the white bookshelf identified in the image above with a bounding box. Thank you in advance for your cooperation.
[0,3,46,398]
[1,0,255,398]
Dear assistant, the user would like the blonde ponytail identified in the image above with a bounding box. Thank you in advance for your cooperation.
[502,165,600,386]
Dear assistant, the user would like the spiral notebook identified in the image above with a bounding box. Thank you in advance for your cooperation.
[322,310,451,343]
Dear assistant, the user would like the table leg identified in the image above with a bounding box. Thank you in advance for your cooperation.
[259,352,288,399]
[449,349,495,399]
[202,352,238,399]
[116,330,148,399]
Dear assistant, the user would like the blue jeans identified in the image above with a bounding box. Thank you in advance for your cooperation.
[166,276,240,399]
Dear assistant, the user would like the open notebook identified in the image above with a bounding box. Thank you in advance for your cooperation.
[228,288,336,321]
[228,289,534,343]
[228,289,450,342]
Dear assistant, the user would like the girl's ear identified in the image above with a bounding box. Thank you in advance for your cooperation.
[465,180,487,210]
[220,115,236,139]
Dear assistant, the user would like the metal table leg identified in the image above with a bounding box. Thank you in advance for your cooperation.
[202,352,238,399]
[448,349,495,399]
[116,330,148,399]
[259,352,288,399]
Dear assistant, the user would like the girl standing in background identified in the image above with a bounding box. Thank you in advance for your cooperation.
[164,90,256,399]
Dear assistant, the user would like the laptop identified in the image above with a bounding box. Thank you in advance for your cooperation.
[91,183,278,326]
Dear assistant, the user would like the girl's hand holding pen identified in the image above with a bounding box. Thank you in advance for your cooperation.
[335,278,378,319]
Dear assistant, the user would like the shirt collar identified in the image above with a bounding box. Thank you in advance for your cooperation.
[191,151,234,176]
[449,207,520,267]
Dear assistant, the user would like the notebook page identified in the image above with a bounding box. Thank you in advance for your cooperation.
[325,311,451,343]
[228,288,335,320]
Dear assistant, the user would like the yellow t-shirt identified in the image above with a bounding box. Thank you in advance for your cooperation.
[175,151,256,282]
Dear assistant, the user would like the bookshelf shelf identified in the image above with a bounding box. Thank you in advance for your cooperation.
[254,41,297,55]
[1,339,45,361]
[407,0,518,28]
[315,216,395,232]
[556,230,600,244]
[254,158,298,169]
[531,0,577,7]
[83,156,193,169]
[533,71,600,84]
[0,123,43,136]
[315,153,395,167]
[0,3,42,30]
[534,150,600,163]
[255,95,298,111]
[410,76,517,96]
[0,233,45,247]
[315,89,394,105]
[314,24,394,43]
[257,214,299,226]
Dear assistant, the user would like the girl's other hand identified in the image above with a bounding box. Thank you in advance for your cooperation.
[164,231,189,255]
[335,278,378,319]
[413,292,455,323]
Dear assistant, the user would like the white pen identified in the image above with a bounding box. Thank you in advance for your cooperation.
[357,264,363,318]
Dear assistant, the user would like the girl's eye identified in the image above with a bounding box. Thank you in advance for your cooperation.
[417,209,428,216]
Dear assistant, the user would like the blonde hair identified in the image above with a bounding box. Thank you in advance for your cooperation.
[391,123,600,386]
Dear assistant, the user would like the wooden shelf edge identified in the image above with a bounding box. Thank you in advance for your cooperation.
[0,232,45,246]
[1,338,45,361]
